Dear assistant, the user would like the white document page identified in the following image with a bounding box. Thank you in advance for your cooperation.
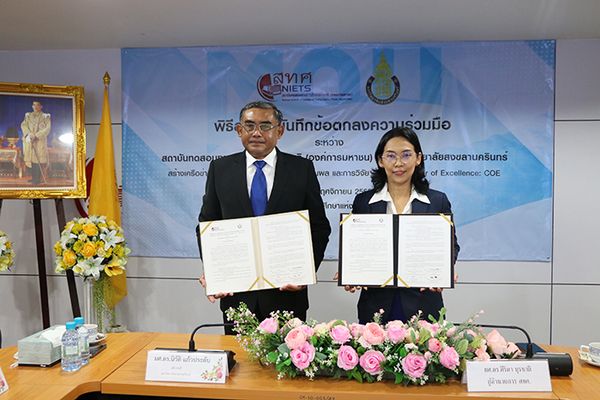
[257,210,316,288]
[201,218,258,295]
[397,215,451,288]
[340,214,394,286]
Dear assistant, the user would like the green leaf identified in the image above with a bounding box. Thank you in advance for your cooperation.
[283,358,292,366]
[394,373,404,384]
[278,343,290,355]
[315,352,327,360]
[351,369,363,383]
[455,338,469,355]
[266,351,278,363]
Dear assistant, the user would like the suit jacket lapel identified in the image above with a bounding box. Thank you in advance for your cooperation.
[369,200,387,213]
[233,152,254,216]
[265,148,285,213]
[411,198,430,213]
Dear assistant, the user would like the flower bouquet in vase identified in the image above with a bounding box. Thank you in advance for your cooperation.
[226,304,520,385]
[0,230,15,272]
[54,216,130,332]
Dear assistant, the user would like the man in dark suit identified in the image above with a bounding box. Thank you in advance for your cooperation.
[197,101,331,333]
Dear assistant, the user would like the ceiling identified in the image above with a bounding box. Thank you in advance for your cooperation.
[0,0,599,51]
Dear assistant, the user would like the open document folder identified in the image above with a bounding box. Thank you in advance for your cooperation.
[338,213,455,288]
[200,210,316,295]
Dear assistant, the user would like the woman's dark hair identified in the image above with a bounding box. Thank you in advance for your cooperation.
[371,127,429,194]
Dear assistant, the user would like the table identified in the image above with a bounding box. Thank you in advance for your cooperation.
[0,332,156,400]
[1,332,599,400]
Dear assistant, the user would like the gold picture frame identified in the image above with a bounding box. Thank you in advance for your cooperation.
[0,82,86,198]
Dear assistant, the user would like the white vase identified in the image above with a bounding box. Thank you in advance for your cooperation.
[82,278,96,325]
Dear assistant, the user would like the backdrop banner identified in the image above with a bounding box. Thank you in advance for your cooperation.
[122,40,554,260]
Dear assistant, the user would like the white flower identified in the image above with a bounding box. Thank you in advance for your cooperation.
[60,232,77,247]
[100,229,124,250]
[0,235,7,252]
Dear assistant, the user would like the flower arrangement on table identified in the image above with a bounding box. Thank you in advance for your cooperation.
[226,303,520,385]
[54,215,130,329]
[0,230,15,272]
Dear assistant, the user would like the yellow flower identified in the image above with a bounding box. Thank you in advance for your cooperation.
[65,221,74,231]
[72,223,83,234]
[108,220,118,230]
[62,250,77,267]
[105,263,125,277]
[113,245,125,258]
[96,240,106,250]
[72,240,84,253]
[105,247,113,257]
[81,242,97,258]
[83,223,98,237]
[5,241,12,249]
[98,222,108,229]
[53,241,63,256]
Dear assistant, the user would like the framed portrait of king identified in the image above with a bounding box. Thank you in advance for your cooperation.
[0,82,86,198]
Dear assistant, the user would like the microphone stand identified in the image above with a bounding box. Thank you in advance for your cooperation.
[188,323,234,352]
[475,323,533,358]
[470,323,573,376]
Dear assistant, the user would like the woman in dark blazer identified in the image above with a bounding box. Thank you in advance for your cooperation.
[348,127,460,324]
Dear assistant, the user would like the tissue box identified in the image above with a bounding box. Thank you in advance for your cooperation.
[17,325,65,366]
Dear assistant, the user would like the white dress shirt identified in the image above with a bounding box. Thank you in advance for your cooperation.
[245,149,277,198]
[368,183,430,214]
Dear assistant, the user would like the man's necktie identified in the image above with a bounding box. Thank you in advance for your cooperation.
[250,160,267,216]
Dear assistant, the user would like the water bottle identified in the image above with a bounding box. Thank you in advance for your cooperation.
[74,317,90,366]
[61,321,81,372]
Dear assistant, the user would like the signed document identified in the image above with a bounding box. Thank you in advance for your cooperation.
[200,210,316,295]
[338,213,454,288]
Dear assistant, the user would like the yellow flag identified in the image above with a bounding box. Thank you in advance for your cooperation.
[88,72,127,307]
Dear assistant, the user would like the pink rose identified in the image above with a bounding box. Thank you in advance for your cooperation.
[446,326,457,337]
[285,327,307,350]
[361,322,386,346]
[424,351,432,361]
[337,345,359,370]
[313,323,329,335]
[475,347,490,361]
[330,325,351,344]
[290,342,315,370]
[428,338,442,353]
[258,317,278,334]
[485,329,508,356]
[359,349,385,375]
[349,323,365,338]
[439,346,460,370]
[505,342,521,358]
[418,320,440,335]
[300,325,314,338]
[386,321,407,344]
[401,353,427,379]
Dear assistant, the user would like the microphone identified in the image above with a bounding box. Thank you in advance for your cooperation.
[475,323,573,376]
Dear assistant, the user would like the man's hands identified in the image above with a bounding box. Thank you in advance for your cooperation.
[199,275,306,302]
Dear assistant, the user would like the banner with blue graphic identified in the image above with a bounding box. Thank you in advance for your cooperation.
[122,41,554,260]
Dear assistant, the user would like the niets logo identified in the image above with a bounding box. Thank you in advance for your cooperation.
[366,53,400,105]
[257,72,312,101]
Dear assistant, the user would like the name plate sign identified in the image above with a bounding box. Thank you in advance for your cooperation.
[0,366,8,395]
[145,349,228,384]
[466,360,551,392]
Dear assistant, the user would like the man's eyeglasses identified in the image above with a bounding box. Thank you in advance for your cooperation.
[239,122,279,134]
[381,150,414,164]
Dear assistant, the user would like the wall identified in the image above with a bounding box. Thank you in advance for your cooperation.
[1,40,599,348]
